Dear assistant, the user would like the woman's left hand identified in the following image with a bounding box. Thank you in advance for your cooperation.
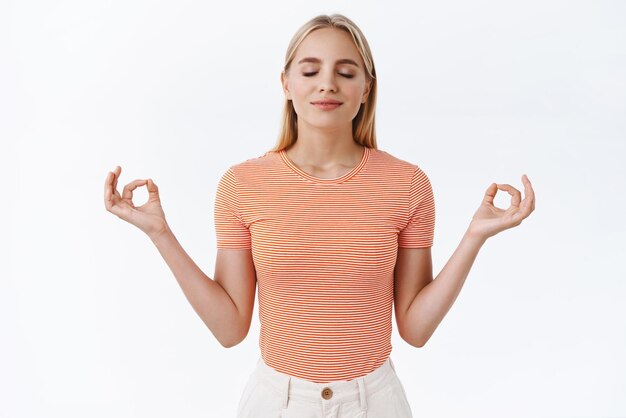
[467,174,535,241]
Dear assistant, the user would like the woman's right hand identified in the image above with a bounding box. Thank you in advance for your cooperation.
[104,165,169,239]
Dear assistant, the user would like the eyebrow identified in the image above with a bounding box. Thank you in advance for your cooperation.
[297,57,360,68]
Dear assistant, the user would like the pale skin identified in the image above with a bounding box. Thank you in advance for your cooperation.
[103,27,535,349]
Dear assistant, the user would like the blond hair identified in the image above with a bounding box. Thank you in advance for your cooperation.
[268,14,378,152]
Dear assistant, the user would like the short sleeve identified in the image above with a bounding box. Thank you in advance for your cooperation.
[214,167,252,249]
[398,167,435,248]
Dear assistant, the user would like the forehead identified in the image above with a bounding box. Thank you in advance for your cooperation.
[294,28,363,64]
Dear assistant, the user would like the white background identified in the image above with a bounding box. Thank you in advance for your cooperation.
[2,0,625,417]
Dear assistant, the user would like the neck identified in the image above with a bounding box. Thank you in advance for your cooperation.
[288,122,362,167]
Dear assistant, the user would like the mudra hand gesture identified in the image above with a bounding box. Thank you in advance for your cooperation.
[468,174,535,240]
[103,165,169,238]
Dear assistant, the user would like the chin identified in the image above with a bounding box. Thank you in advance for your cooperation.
[311,122,350,132]
[302,115,353,131]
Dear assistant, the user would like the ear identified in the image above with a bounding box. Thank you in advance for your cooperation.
[281,71,291,100]
[361,79,372,103]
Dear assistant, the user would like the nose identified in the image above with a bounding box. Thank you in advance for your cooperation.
[318,68,337,93]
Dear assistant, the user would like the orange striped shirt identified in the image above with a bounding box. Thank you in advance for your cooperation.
[214,146,435,383]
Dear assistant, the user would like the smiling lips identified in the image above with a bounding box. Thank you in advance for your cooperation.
[311,99,343,110]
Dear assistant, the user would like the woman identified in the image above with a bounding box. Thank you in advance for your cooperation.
[104,13,535,418]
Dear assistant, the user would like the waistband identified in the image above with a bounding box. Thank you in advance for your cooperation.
[250,356,399,411]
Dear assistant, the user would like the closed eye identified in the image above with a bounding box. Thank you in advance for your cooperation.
[303,72,354,79]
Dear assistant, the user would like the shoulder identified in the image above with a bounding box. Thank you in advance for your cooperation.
[368,148,428,177]
[220,150,281,187]
[228,150,277,171]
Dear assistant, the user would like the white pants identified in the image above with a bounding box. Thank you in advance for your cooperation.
[236,356,413,418]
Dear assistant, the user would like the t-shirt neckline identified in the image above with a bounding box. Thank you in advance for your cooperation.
[279,146,370,184]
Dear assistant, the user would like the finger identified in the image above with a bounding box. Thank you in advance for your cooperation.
[112,166,121,192]
[522,174,535,210]
[482,183,498,205]
[112,167,124,200]
[106,167,123,202]
[146,178,159,199]
[122,179,149,203]
[496,183,522,207]
[104,171,113,206]
[518,174,536,217]
[104,169,121,206]
[105,167,119,197]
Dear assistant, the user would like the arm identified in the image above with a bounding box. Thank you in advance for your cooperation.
[150,227,256,348]
[395,234,484,347]
[104,166,256,348]
[395,175,535,347]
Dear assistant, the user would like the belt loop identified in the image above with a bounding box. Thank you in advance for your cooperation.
[282,375,291,409]
[357,377,367,411]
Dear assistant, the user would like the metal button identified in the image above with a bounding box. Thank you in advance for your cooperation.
[321,387,333,400]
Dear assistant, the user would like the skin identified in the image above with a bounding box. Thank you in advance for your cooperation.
[103,26,536,349]
[280,27,372,178]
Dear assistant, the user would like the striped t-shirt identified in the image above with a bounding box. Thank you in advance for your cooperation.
[214,146,435,383]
